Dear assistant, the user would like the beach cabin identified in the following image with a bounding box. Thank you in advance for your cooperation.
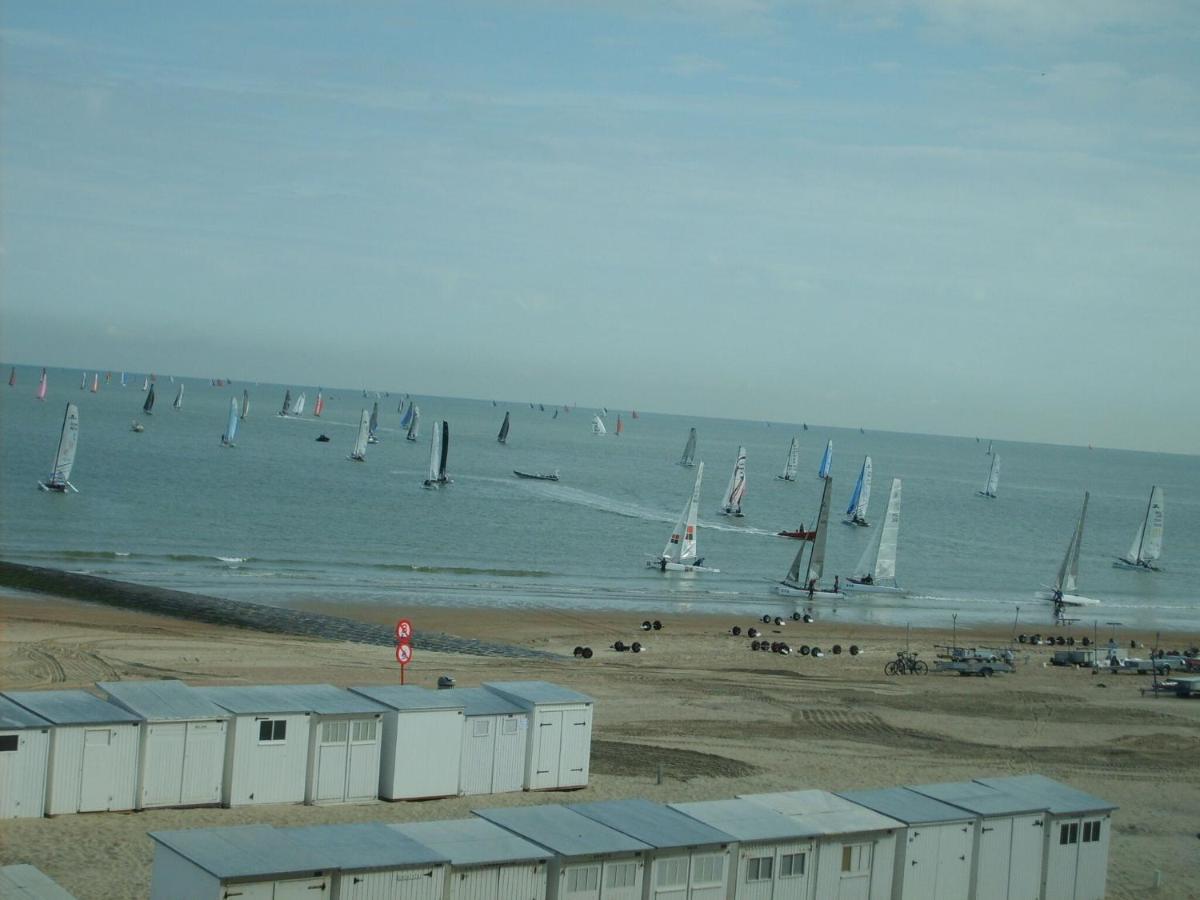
[0,864,77,899]
[909,780,1048,900]
[570,798,734,900]
[149,825,334,899]
[0,695,51,819]
[671,798,821,900]
[975,775,1116,900]
[195,684,312,807]
[282,823,449,900]
[837,787,976,900]
[455,687,528,796]
[483,681,594,791]
[477,804,651,900]
[4,689,140,815]
[740,790,900,900]
[348,684,465,800]
[96,679,228,809]
[392,818,551,900]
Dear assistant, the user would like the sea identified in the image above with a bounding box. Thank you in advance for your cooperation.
[2,366,1198,637]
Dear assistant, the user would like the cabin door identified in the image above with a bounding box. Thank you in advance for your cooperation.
[79,728,115,812]
[142,723,187,807]
[974,819,1013,900]
[560,712,591,784]
[180,720,225,805]
[1008,815,1044,900]
[314,719,350,802]
[532,711,563,789]
[932,824,973,900]
[836,842,873,900]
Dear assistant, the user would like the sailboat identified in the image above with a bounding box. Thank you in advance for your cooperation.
[1114,486,1164,571]
[36,369,47,400]
[143,383,156,415]
[591,415,606,436]
[678,428,697,467]
[977,455,1000,498]
[405,405,421,441]
[986,440,994,455]
[399,401,414,429]
[142,377,149,391]
[776,436,800,481]
[843,455,872,526]
[172,383,184,410]
[497,411,510,444]
[240,390,250,419]
[349,409,370,461]
[38,403,80,492]
[817,440,832,478]
[647,462,719,573]
[279,389,292,416]
[8,367,15,386]
[291,392,306,416]
[614,415,624,436]
[220,398,239,447]
[844,479,905,594]
[367,402,380,444]
[423,421,451,487]
[1037,492,1099,607]
[718,446,747,517]
[90,373,99,393]
[80,372,87,390]
[775,476,843,598]
[120,371,128,387]
[313,390,325,417]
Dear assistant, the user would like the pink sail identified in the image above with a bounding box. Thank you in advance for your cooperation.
[36,368,47,400]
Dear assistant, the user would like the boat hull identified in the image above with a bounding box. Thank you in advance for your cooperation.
[646,560,720,574]
[1038,590,1100,607]
[843,517,869,527]
[1113,558,1159,572]
[976,491,996,498]
[842,581,906,595]
[774,582,844,600]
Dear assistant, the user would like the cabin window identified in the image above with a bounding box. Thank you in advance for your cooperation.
[1082,820,1102,843]
[780,852,807,877]
[258,720,287,743]
[841,844,870,874]
[605,861,637,888]
[0,735,19,752]
[321,720,349,743]
[351,720,377,742]
[472,719,491,738]
[746,856,773,881]
[565,865,599,893]
[655,857,688,888]
[1059,823,1079,845]
[502,718,519,735]
[692,854,724,886]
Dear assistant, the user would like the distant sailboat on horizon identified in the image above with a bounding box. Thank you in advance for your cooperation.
[143,383,156,415]
[423,421,451,487]
[978,454,1000,498]
[405,405,421,441]
[240,389,250,419]
[591,415,606,436]
[90,373,99,393]
[367,401,380,443]
[36,369,47,400]
[313,390,325,417]
[172,382,184,410]
[678,428,697,467]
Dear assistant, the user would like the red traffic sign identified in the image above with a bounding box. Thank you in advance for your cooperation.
[395,643,413,665]
[395,619,413,644]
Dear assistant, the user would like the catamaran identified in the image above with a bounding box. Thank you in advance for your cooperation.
[38,403,80,493]
[817,440,832,478]
[844,455,872,526]
[718,446,747,517]
[220,398,239,447]
[120,371,128,387]
[591,415,606,436]
[615,415,624,436]
[313,390,325,417]
[1037,492,1099,607]
[240,389,250,419]
[776,436,800,481]
[279,389,292,416]
[36,369,47,400]
[1114,486,1164,571]
[844,478,905,594]
[172,383,184,410]
[423,421,451,487]
[349,409,370,461]
[497,411,510,444]
[367,402,380,444]
[143,384,156,415]
[678,428,697,467]
[977,454,1000,498]
[648,462,719,573]
[775,476,843,598]
[90,373,99,393]
[291,392,306,416]
[405,405,421,441]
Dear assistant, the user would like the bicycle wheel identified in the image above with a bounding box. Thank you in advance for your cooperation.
[884,660,900,676]
[913,660,929,675]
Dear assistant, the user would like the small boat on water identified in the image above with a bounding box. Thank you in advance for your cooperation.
[349,409,370,461]
[497,411,510,444]
[591,415,606,436]
[776,436,799,481]
[1037,492,1099,608]
[977,454,1000,498]
[817,440,832,478]
[90,373,99,393]
[843,455,872,526]
[423,421,451,487]
[7,367,14,386]
[718,446,747,517]
[648,462,718,573]
[367,402,380,444]
[775,476,843,599]
[678,428,697,467]
[172,383,184,410]
[131,420,144,433]
[316,434,331,443]
[38,403,80,493]
[777,527,814,540]
[220,398,239,447]
[844,478,906,594]
[513,469,559,481]
[1113,486,1164,571]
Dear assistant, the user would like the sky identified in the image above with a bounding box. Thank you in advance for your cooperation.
[2,1,1198,453]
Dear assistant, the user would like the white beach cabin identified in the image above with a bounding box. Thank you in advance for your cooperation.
[570,798,735,900]
[483,680,593,791]
[392,817,552,900]
[0,695,51,819]
[194,684,312,807]
[477,804,651,900]
[96,679,228,809]
[0,864,77,899]
[740,790,900,900]
[672,798,822,900]
[909,780,1048,900]
[454,687,528,796]
[282,823,450,900]
[348,684,465,800]
[149,824,335,899]
[837,787,976,900]
[975,775,1116,900]
[4,689,140,816]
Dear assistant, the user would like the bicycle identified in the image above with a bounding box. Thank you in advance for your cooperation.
[884,650,928,676]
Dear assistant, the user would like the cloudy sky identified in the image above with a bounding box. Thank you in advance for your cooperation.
[3,1,1197,452]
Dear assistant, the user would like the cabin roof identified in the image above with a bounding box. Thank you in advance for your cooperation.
[837,787,977,825]
[195,684,386,716]
[569,799,733,849]
[909,781,1049,817]
[483,681,593,706]
[974,775,1117,816]
[738,790,903,836]
[97,680,229,721]
[3,689,141,726]
[282,824,448,871]
[670,799,823,842]
[150,826,336,880]
[476,806,652,857]
[0,864,76,900]
[0,695,52,730]
[391,819,552,866]
[348,685,465,712]
[452,687,526,717]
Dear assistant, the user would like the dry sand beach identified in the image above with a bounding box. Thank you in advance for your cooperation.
[2,589,1198,900]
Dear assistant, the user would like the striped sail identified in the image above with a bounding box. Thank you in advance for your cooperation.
[720,446,747,515]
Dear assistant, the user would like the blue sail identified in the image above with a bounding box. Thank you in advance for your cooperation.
[846,462,865,514]
[399,403,414,428]
[818,440,833,478]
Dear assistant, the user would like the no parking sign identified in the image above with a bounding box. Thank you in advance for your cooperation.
[395,619,413,683]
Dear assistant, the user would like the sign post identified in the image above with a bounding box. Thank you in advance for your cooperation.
[395,619,413,684]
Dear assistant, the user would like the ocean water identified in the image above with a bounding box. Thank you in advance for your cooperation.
[2,365,1198,635]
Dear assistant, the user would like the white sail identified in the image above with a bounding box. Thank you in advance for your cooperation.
[219,397,239,446]
[1118,486,1164,568]
[844,455,872,524]
[777,436,799,481]
[592,415,606,435]
[240,390,249,419]
[1040,492,1097,606]
[291,392,306,416]
[41,402,80,491]
[173,383,184,410]
[666,463,703,563]
[424,421,443,486]
[406,405,421,441]
[851,478,902,587]
[979,454,1000,497]
[350,409,369,460]
[720,446,747,516]
[678,428,697,466]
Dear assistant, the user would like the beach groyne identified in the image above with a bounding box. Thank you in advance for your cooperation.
[0,561,557,660]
